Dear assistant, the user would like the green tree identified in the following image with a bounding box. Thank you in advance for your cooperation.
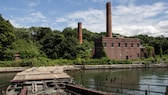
[0,14,15,60]
[132,35,168,56]
[60,36,78,59]
[14,28,31,40]
[61,27,95,59]
[30,27,52,42]
[41,31,64,59]
[76,40,93,59]
[160,47,163,57]
[82,28,99,41]
[9,39,43,59]
[145,45,154,58]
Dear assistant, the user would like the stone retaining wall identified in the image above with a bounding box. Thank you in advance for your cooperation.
[0,63,168,73]
[74,63,168,70]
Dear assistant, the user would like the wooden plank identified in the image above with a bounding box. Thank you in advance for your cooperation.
[11,67,71,83]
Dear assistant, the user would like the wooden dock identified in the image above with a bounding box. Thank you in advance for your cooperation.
[6,66,111,95]
[10,66,72,82]
[7,66,74,95]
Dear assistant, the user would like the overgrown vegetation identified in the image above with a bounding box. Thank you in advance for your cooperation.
[0,15,168,67]
[0,57,132,67]
[142,55,168,64]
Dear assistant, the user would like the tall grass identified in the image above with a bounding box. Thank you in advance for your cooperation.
[0,55,168,67]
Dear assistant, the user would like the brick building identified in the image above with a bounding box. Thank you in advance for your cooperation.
[93,2,141,60]
[94,37,141,60]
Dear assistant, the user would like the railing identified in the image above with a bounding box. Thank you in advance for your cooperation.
[79,80,168,95]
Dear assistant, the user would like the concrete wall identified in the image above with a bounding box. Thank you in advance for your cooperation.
[74,63,168,70]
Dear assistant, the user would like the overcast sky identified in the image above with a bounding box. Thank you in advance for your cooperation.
[0,0,168,37]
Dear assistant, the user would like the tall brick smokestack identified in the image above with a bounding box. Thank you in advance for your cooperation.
[78,22,83,44]
[106,2,112,38]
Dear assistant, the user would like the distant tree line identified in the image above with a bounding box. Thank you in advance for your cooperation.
[0,14,168,61]
[131,35,168,57]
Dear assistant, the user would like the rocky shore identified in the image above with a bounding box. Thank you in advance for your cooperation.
[0,63,168,73]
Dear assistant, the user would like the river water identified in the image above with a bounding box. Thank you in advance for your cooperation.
[0,72,16,94]
[1,68,168,95]
[68,68,168,95]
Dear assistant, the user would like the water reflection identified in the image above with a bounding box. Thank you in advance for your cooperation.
[1,68,168,95]
[68,68,168,95]
[0,73,16,93]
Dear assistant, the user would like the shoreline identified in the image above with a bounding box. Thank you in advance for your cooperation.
[0,63,168,73]
[78,63,168,70]
[0,67,29,73]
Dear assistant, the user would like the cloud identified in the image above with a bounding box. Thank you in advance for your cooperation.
[29,12,47,21]
[15,12,47,23]
[49,0,167,37]
[56,17,67,23]
[7,0,168,37]
[157,21,168,30]
[113,20,168,37]
[113,2,167,25]
[57,1,168,37]
[112,2,168,37]
[166,10,168,14]
[113,25,161,37]
[10,11,48,28]
[91,0,108,3]
[114,0,136,5]
[28,2,37,7]
[156,21,168,37]
[65,0,81,6]
[85,0,136,5]
[9,19,23,28]
[60,9,106,32]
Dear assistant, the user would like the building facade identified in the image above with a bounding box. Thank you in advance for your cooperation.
[94,37,141,60]
[93,2,142,60]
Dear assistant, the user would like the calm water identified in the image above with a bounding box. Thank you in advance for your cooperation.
[0,72,16,93]
[1,68,168,95]
[68,68,168,95]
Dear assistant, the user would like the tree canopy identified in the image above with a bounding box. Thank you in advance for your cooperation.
[0,14,15,60]
[132,35,168,55]
[0,15,168,61]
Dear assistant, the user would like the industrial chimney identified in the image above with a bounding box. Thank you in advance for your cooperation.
[78,22,83,44]
[106,2,112,38]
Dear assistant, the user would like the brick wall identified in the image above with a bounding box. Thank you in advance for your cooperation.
[94,37,141,60]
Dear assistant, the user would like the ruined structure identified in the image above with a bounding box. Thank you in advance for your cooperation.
[93,2,141,60]
[94,37,141,60]
[106,2,112,38]
[14,52,21,60]
[78,22,83,44]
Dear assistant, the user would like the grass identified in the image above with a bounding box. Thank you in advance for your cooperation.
[0,55,168,67]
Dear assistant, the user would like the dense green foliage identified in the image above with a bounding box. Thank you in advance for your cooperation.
[0,15,98,62]
[132,35,168,55]
[0,15,168,66]
[0,57,132,67]
[0,14,15,60]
